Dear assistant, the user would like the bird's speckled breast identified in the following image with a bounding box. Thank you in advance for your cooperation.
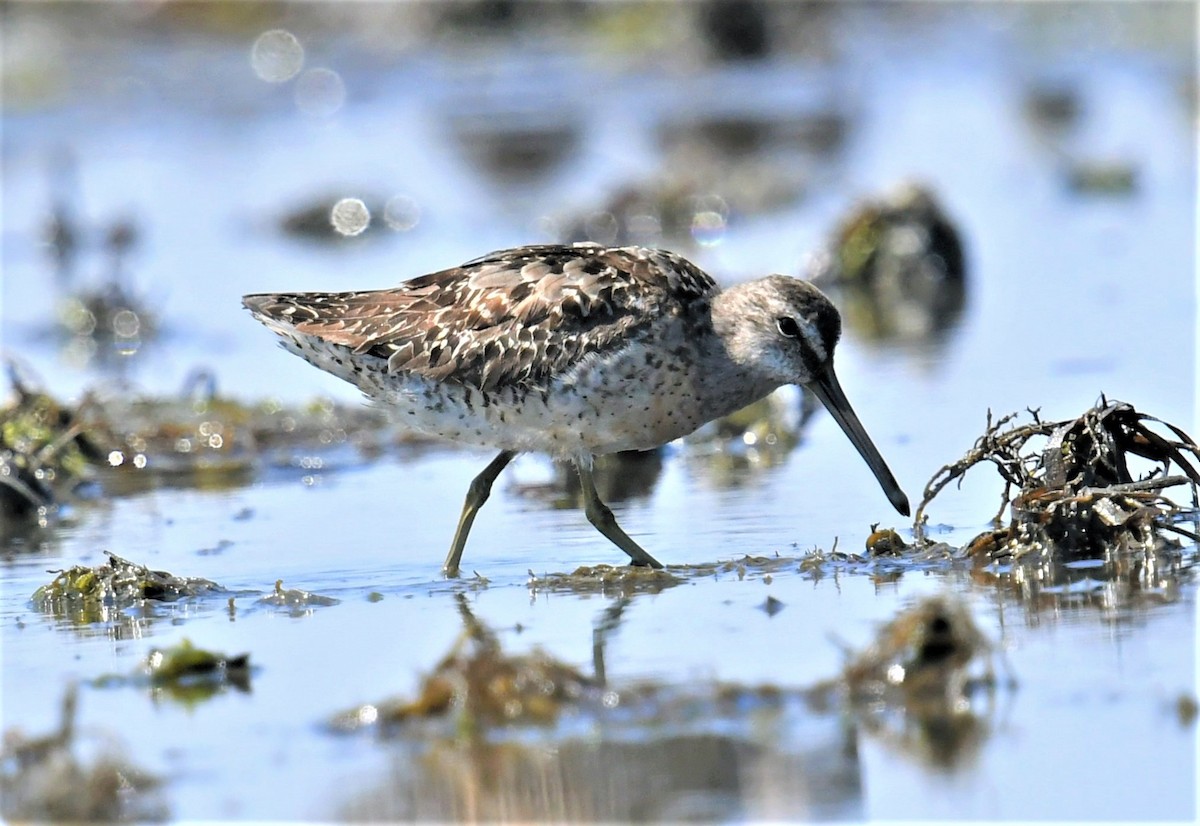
[277,312,773,458]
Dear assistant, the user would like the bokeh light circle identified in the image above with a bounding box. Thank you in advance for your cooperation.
[331,198,370,236]
[295,68,346,118]
[250,29,304,83]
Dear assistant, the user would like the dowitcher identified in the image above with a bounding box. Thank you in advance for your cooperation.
[243,244,909,576]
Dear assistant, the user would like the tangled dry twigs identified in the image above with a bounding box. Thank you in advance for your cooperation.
[914,398,1200,559]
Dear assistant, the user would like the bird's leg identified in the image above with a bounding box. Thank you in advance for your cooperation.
[575,457,663,569]
[443,450,517,577]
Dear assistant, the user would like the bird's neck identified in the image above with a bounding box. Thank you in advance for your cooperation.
[702,284,784,407]
[709,281,772,373]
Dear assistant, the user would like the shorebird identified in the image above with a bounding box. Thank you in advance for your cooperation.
[243,244,909,576]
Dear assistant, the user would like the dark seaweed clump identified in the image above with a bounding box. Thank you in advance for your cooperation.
[916,398,1200,561]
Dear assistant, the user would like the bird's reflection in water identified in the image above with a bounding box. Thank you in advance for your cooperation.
[333,594,865,822]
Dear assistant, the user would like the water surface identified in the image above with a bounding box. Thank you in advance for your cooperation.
[2,3,1196,821]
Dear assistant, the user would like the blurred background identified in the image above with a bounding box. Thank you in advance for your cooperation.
[1,2,1197,821]
[4,1,1193,408]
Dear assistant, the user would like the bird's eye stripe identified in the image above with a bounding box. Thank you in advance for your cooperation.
[781,313,828,364]
[799,317,826,363]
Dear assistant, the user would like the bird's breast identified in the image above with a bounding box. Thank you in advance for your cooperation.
[283,321,773,457]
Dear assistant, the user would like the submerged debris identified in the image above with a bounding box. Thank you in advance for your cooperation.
[1065,158,1138,196]
[527,552,816,594]
[1023,81,1082,132]
[1,367,429,530]
[0,365,104,527]
[258,579,340,612]
[528,563,683,596]
[91,639,253,706]
[839,596,995,708]
[0,687,166,822]
[146,640,251,706]
[1176,694,1199,727]
[32,551,222,624]
[145,638,251,690]
[809,181,966,344]
[812,595,1001,769]
[89,372,414,490]
[916,399,1200,562]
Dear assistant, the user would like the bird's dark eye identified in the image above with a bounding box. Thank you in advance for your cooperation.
[776,316,801,338]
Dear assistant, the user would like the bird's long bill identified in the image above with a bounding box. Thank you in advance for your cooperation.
[809,368,911,516]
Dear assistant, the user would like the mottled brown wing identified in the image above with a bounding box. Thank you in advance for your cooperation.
[243,245,717,392]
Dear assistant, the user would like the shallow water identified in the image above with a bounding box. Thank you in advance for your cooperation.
[2,3,1197,821]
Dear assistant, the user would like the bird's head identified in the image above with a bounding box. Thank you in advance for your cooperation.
[716,275,911,517]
